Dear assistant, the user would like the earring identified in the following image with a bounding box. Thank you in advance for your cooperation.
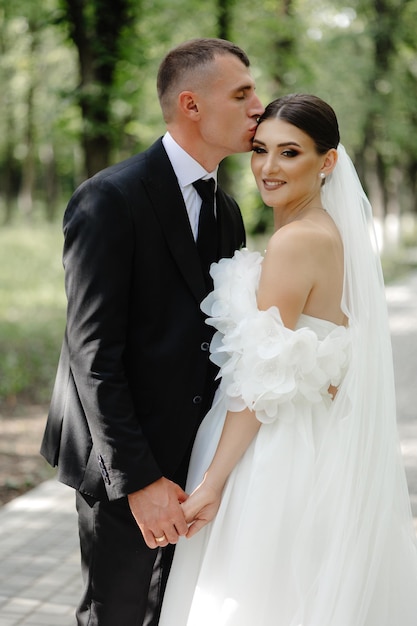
[320,172,325,180]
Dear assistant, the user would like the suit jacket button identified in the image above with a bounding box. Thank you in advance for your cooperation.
[201,342,210,351]
[192,395,202,405]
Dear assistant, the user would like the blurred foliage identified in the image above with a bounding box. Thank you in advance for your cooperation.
[0,0,416,232]
[0,224,65,407]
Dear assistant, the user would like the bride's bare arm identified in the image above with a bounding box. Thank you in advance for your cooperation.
[183,232,310,537]
[183,407,260,538]
[183,223,341,537]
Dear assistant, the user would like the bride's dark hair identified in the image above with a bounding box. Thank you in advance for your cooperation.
[258,94,340,154]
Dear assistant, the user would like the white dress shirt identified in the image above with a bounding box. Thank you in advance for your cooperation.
[162,132,218,240]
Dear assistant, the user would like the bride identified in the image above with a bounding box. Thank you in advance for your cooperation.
[158,94,417,625]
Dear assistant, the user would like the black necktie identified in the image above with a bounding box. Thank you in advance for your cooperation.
[193,178,218,285]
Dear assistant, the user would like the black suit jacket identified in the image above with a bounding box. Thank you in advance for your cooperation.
[41,138,245,501]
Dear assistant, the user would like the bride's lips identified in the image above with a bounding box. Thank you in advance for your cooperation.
[263,179,286,190]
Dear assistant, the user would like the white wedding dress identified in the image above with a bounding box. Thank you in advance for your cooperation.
[159,146,417,625]
[159,249,417,626]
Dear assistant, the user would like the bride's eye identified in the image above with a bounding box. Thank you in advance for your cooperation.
[282,149,298,158]
[252,146,266,154]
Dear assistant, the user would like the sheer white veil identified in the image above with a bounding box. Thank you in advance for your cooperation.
[294,144,417,623]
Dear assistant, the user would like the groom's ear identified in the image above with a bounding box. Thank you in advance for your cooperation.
[178,91,200,119]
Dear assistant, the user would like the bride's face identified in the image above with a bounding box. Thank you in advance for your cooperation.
[251,118,326,210]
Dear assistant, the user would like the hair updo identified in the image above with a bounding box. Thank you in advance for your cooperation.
[258,94,340,154]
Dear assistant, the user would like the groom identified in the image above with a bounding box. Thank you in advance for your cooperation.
[41,38,263,625]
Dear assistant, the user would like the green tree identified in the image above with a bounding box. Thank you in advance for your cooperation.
[0,0,78,223]
[1,0,416,238]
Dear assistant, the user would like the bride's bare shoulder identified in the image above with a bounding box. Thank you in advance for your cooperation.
[267,219,326,253]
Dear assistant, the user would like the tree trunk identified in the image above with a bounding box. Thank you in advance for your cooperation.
[0,3,18,223]
[217,0,234,41]
[18,82,35,218]
[42,143,59,222]
[63,0,133,177]
[272,0,295,90]
[1,89,17,225]
[216,0,236,196]
[357,0,400,245]
[18,24,38,219]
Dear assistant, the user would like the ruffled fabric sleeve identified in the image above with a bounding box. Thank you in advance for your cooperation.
[201,249,351,424]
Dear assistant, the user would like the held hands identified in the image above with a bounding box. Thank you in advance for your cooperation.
[128,477,189,549]
[182,476,222,539]
[128,475,222,548]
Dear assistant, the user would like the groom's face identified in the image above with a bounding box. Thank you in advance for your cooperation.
[196,54,264,159]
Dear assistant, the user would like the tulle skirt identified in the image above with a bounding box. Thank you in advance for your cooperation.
[159,388,417,626]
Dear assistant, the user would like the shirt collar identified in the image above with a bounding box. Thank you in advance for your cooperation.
[162,132,218,189]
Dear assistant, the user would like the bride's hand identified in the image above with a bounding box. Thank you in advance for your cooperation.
[182,478,222,538]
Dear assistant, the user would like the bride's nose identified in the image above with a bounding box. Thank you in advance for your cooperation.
[262,154,278,176]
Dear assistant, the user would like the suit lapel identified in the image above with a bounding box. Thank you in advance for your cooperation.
[143,140,207,304]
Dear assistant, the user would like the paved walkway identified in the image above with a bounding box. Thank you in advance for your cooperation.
[0,270,416,625]
[0,481,80,625]
[386,269,417,521]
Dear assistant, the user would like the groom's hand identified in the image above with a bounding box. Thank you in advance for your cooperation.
[128,477,189,549]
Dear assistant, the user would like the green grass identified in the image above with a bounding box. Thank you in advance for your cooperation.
[0,224,66,408]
